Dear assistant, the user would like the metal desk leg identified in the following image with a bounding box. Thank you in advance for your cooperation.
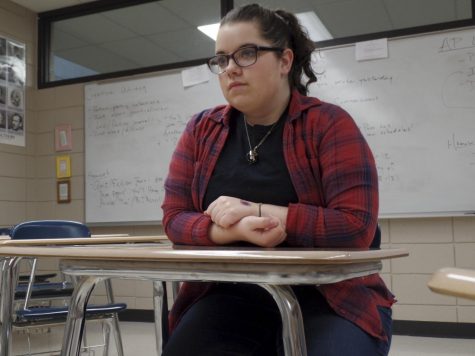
[104,279,124,356]
[170,282,180,301]
[61,276,104,356]
[153,281,165,355]
[258,284,307,356]
[0,257,21,356]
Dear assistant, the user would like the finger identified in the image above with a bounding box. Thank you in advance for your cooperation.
[246,216,279,230]
[208,202,224,221]
[205,200,218,215]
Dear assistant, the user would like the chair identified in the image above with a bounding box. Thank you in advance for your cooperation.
[8,220,126,356]
[1,226,58,285]
[370,225,381,249]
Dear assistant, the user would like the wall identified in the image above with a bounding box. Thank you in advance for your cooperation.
[1,0,475,324]
[0,0,36,226]
[380,217,475,323]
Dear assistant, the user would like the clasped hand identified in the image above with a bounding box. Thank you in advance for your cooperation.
[205,196,286,247]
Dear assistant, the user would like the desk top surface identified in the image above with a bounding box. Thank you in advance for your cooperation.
[0,241,408,265]
[0,235,169,246]
[428,267,475,300]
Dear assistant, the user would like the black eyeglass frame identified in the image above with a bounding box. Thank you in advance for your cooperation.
[207,45,285,74]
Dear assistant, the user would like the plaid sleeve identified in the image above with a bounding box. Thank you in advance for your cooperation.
[285,103,379,247]
[161,112,216,246]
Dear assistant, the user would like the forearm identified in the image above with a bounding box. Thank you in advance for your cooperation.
[164,210,218,246]
[285,200,377,248]
[209,223,241,245]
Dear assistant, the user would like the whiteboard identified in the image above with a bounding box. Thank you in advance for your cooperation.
[85,70,225,223]
[309,27,475,217]
[85,27,475,224]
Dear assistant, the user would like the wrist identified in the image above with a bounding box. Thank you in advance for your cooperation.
[209,223,237,245]
[257,202,262,217]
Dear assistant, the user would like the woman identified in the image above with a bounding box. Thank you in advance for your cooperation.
[162,4,394,355]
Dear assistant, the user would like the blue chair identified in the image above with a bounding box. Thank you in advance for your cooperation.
[2,226,59,285]
[370,225,381,249]
[9,220,126,356]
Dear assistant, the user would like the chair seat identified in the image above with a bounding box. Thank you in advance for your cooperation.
[15,282,74,299]
[16,303,127,321]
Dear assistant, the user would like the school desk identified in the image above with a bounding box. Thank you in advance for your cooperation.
[428,267,475,301]
[0,243,407,356]
[0,236,169,356]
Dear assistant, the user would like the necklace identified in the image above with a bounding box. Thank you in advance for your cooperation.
[243,116,278,164]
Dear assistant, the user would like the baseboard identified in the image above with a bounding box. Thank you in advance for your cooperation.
[119,309,155,323]
[120,310,475,339]
[393,320,475,339]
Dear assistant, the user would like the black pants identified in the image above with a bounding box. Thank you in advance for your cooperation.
[162,283,392,356]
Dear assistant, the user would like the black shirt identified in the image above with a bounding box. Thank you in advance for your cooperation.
[203,110,298,210]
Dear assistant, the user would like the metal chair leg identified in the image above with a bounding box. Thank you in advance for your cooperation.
[0,257,21,356]
[100,320,111,356]
[152,281,165,356]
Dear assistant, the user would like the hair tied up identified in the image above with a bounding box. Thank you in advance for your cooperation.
[221,4,318,95]
[274,11,287,24]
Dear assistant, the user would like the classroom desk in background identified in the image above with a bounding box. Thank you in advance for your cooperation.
[428,267,475,301]
[0,243,408,356]
[0,235,169,356]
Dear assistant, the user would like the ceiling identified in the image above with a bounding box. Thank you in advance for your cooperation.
[8,0,473,82]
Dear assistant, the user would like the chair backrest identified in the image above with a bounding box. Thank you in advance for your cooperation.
[9,220,91,240]
[369,225,381,249]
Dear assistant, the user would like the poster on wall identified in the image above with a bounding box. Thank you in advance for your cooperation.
[0,36,26,146]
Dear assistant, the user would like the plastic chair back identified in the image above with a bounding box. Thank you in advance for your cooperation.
[10,220,90,240]
[369,225,381,249]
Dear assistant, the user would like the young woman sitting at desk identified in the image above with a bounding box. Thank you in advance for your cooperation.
[162,3,394,355]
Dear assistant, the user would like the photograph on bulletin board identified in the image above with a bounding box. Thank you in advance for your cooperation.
[0,36,26,147]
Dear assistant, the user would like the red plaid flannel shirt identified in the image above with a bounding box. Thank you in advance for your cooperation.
[162,90,395,340]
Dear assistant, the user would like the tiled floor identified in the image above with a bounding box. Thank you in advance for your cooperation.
[12,321,475,355]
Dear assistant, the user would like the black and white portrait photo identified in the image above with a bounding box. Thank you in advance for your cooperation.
[8,111,23,133]
[0,110,6,129]
[0,38,6,56]
[8,87,22,109]
[0,61,7,81]
[7,41,25,61]
[0,85,6,105]
[7,66,24,86]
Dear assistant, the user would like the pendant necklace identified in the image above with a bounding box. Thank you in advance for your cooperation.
[243,116,278,164]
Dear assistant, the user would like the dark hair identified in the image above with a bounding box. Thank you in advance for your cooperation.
[220,4,317,95]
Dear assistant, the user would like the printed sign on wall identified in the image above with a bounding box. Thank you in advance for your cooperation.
[0,36,26,146]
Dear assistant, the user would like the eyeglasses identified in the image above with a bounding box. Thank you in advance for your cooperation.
[207,45,284,74]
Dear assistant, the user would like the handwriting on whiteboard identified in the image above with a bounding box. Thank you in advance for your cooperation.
[87,170,164,208]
